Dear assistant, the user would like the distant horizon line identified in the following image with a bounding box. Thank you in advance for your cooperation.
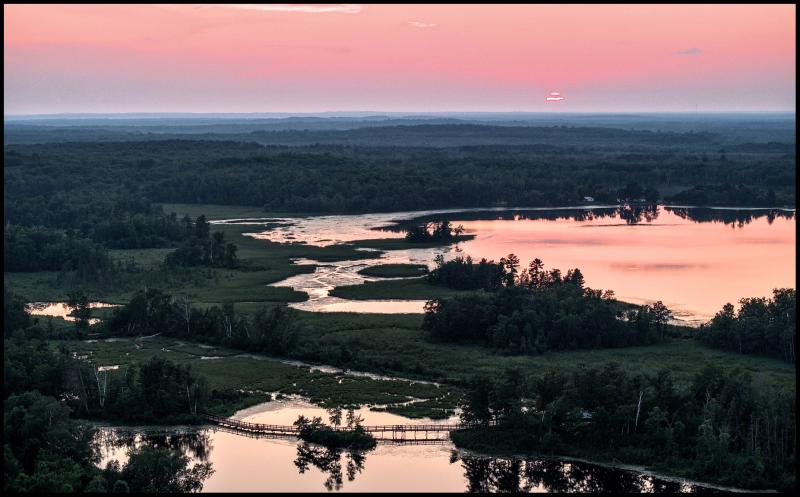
[5,110,796,120]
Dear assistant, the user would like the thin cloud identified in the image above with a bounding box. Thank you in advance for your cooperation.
[211,4,362,14]
[409,21,436,28]
[676,47,702,56]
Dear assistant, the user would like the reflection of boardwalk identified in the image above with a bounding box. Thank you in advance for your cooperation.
[203,413,488,443]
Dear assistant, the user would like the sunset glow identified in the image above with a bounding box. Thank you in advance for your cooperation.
[3,3,796,114]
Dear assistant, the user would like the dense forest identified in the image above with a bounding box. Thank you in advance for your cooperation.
[696,289,796,363]
[4,119,795,225]
[453,363,796,492]
[4,211,238,290]
[3,118,794,284]
[3,290,215,492]
[423,255,672,354]
[102,288,298,356]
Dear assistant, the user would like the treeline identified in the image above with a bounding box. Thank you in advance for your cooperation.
[5,191,190,249]
[72,356,210,424]
[453,363,796,492]
[4,291,215,424]
[3,290,214,492]
[5,213,239,288]
[665,206,795,227]
[697,289,796,363]
[666,183,782,207]
[0,122,733,147]
[4,224,115,276]
[398,205,794,231]
[426,255,507,290]
[105,288,296,355]
[6,335,210,424]
[5,136,794,220]
[423,255,673,354]
[615,182,660,202]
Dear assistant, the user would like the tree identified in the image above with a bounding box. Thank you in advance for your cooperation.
[224,243,239,268]
[112,480,130,493]
[177,295,192,337]
[649,301,673,341]
[491,368,524,422]
[526,258,545,289]
[67,290,92,331]
[345,408,363,429]
[564,268,585,289]
[328,407,343,428]
[194,215,210,240]
[4,391,98,492]
[4,288,30,336]
[119,446,213,493]
[499,253,520,287]
[698,289,795,363]
[210,231,225,265]
[85,475,108,493]
[460,376,494,427]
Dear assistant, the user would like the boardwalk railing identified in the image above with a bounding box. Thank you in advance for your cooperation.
[201,412,494,440]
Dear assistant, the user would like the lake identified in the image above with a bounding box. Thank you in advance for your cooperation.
[95,397,730,493]
[87,205,791,492]
[218,205,796,325]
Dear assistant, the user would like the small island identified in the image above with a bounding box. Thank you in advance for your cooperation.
[357,264,429,278]
[294,408,377,451]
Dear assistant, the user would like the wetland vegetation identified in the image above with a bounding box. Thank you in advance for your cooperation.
[4,114,795,492]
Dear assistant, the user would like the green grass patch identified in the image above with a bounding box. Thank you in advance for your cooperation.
[109,248,174,269]
[6,223,383,305]
[290,311,796,392]
[57,336,460,414]
[357,263,429,278]
[373,398,456,420]
[5,266,308,305]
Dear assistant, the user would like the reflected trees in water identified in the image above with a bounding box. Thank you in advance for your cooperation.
[455,455,717,493]
[665,207,795,228]
[98,429,213,462]
[392,204,794,233]
[293,442,368,491]
[95,429,214,492]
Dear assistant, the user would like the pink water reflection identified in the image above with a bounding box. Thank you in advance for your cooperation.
[453,210,795,323]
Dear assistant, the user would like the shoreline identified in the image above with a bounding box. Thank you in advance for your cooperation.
[452,446,776,493]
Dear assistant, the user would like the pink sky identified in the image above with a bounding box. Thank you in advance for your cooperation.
[3,4,796,114]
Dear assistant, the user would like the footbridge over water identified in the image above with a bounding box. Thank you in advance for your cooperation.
[202,413,492,443]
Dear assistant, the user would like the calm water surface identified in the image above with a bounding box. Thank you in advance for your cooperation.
[96,397,729,493]
[217,205,795,324]
[25,301,115,325]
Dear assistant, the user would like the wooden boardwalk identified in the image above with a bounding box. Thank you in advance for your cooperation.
[202,413,487,443]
